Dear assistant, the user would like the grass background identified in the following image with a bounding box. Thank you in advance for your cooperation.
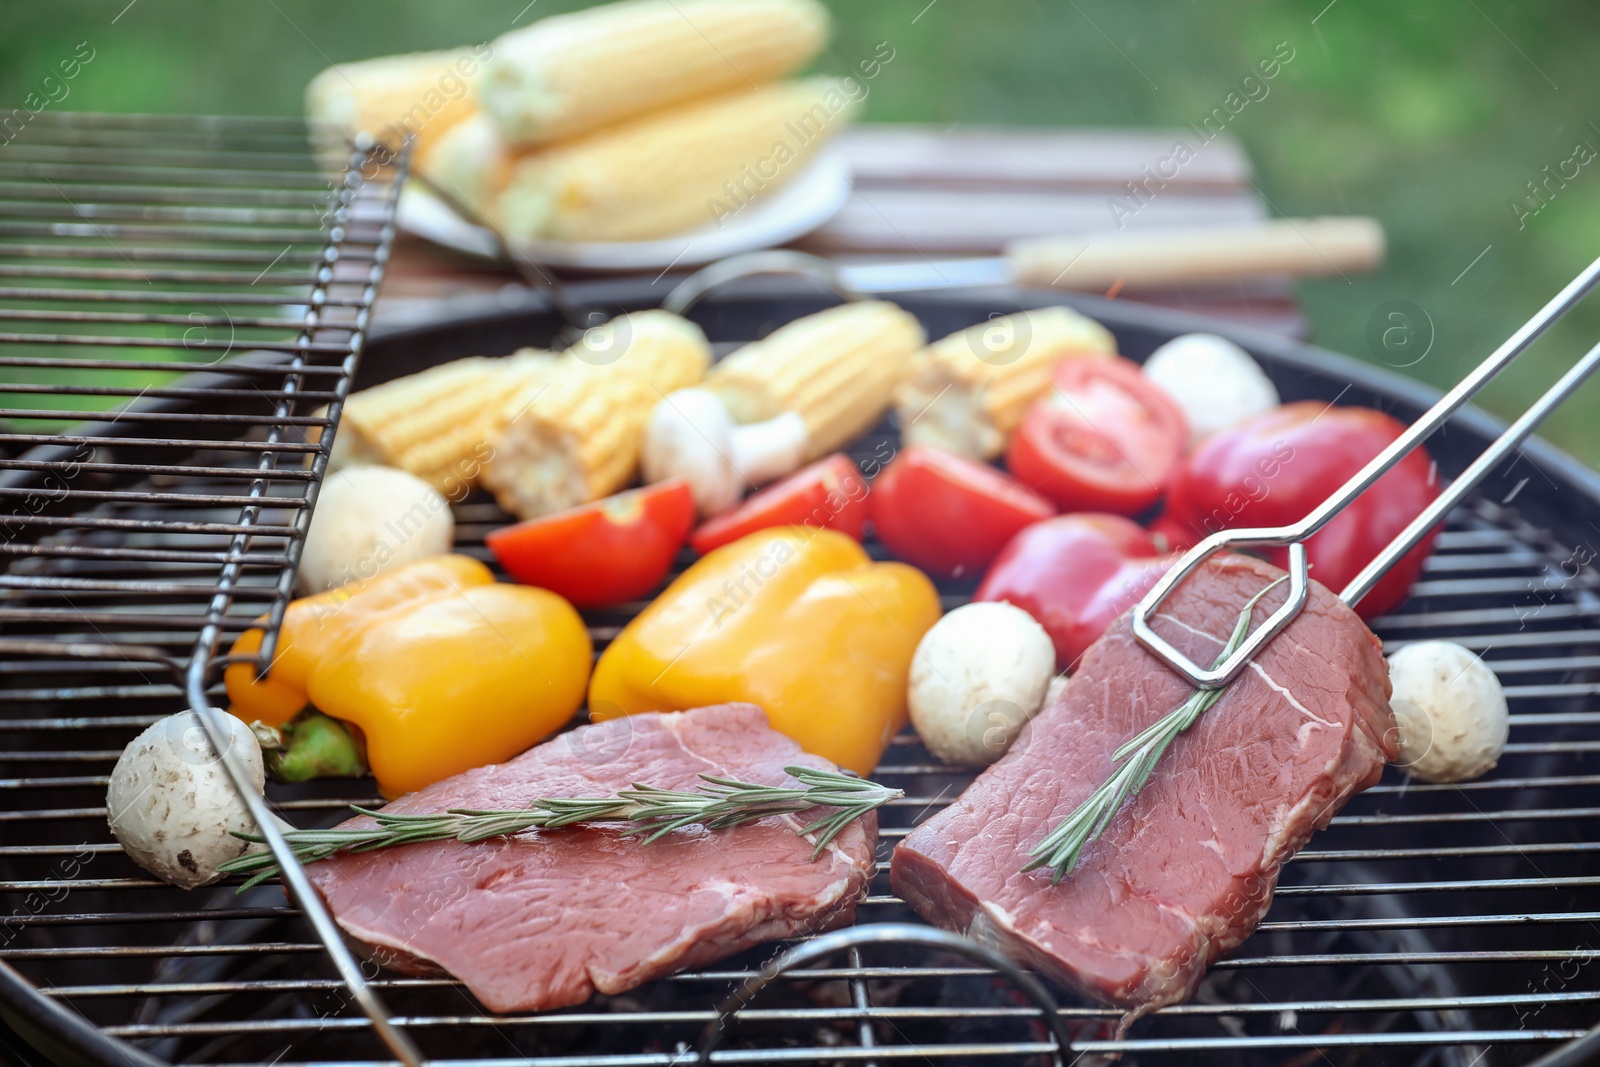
[3,0,1600,463]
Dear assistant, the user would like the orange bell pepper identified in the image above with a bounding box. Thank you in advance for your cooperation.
[226,555,592,795]
[589,527,941,775]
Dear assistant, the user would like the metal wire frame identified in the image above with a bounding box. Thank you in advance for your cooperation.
[7,467,1600,1064]
[0,113,419,1064]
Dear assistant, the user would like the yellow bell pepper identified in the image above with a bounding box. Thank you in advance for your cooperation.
[226,554,592,796]
[589,527,941,775]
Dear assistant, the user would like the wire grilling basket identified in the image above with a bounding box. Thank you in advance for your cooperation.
[7,113,1600,1067]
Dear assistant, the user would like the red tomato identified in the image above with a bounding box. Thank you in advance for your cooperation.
[1159,402,1440,618]
[1006,357,1188,516]
[689,454,868,555]
[486,480,694,608]
[976,513,1174,669]
[869,445,1055,578]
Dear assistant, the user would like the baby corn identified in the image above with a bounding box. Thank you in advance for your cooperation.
[304,47,490,173]
[707,301,926,457]
[483,311,711,518]
[331,350,557,494]
[495,77,859,243]
[482,0,830,147]
[895,307,1117,460]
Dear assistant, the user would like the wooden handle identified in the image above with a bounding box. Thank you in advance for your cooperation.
[1006,217,1385,291]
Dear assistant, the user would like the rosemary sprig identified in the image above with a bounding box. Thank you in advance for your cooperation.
[216,765,900,891]
[1025,576,1290,885]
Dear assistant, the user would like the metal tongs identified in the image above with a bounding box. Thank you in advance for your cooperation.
[1133,255,1600,688]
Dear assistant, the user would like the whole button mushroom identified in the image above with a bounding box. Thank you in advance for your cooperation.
[1142,333,1280,447]
[1386,640,1508,783]
[907,602,1058,766]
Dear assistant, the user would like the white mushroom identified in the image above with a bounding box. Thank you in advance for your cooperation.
[908,602,1057,766]
[1386,640,1508,783]
[642,387,809,516]
[1142,333,1280,447]
[298,464,453,593]
[107,712,295,889]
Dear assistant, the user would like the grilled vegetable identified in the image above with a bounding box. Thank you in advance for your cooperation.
[226,555,592,796]
[332,349,557,494]
[895,307,1117,461]
[486,480,696,608]
[482,311,711,519]
[481,0,830,147]
[590,527,941,775]
[1141,333,1280,447]
[298,465,453,594]
[642,388,808,517]
[868,445,1054,579]
[304,46,490,172]
[1387,640,1508,783]
[706,301,926,457]
[907,602,1057,767]
[1157,403,1441,620]
[1007,356,1189,515]
[496,78,857,242]
[976,514,1174,670]
[688,454,868,555]
[107,712,292,889]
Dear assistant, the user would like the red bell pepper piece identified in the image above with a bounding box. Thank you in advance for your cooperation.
[486,480,695,608]
[689,454,868,556]
[976,513,1175,670]
[869,445,1055,579]
[1158,402,1440,619]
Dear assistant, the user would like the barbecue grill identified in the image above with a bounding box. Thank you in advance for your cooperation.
[6,113,1600,1067]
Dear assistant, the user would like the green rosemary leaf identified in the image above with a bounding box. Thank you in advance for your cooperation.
[215,764,902,891]
[1027,575,1291,885]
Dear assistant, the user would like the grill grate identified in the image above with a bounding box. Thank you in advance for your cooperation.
[5,113,1600,1067]
[0,111,400,678]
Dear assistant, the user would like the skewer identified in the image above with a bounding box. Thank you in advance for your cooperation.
[1132,254,1600,688]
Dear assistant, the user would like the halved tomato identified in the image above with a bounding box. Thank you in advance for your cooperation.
[689,454,868,555]
[486,480,695,608]
[1006,356,1188,515]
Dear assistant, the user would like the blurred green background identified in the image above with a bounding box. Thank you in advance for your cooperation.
[4,0,1599,462]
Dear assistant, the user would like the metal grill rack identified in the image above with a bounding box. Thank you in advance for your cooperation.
[5,116,1600,1066]
[0,111,398,672]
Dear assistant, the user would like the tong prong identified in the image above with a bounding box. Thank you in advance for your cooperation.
[1132,252,1600,689]
[1132,532,1309,689]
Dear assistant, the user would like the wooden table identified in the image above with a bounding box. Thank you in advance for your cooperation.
[376,125,1306,338]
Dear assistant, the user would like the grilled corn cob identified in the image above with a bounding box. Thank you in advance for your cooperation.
[482,0,830,147]
[482,311,711,518]
[894,307,1117,460]
[495,77,858,243]
[304,47,491,173]
[706,301,926,457]
[331,349,557,494]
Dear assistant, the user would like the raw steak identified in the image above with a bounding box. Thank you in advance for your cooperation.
[308,704,877,1012]
[892,555,1393,1016]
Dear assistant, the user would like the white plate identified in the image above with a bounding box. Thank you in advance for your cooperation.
[396,152,852,272]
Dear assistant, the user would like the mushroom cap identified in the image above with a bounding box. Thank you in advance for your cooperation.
[1143,333,1280,446]
[299,465,453,593]
[908,602,1056,766]
[107,712,266,889]
[642,388,741,516]
[1387,640,1508,783]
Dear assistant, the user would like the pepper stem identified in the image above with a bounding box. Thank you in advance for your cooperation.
[263,709,368,782]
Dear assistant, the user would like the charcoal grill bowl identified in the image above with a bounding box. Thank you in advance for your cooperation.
[4,276,1600,1067]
